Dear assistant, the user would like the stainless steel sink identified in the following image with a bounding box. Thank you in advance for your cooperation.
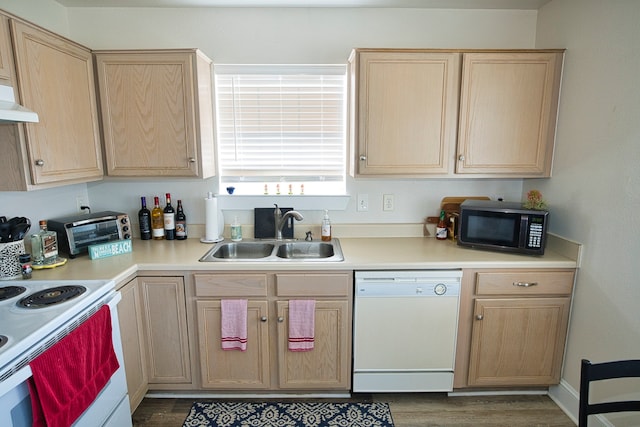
[208,242,275,260]
[276,242,335,259]
[199,239,343,262]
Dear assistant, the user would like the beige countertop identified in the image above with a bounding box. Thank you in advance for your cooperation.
[28,235,579,285]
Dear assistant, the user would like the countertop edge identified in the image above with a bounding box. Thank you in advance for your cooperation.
[28,236,580,284]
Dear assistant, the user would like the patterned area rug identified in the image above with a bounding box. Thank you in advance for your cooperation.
[182,401,395,427]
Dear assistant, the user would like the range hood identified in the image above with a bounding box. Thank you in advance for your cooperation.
[0,84,39,123]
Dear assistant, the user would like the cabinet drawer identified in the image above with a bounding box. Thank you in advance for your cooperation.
[476,270,574,296]
[276,273,351,297]
[194,274,268,297]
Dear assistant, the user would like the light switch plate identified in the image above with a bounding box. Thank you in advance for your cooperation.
[383,194,394,211]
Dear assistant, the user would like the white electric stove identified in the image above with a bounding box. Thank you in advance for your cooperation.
[0,279,132,427]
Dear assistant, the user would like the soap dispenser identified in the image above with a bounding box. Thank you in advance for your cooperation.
[230,216,242,241]
[321,210,331,241]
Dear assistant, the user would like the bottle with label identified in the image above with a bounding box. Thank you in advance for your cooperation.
[164,193,176,240]
[19,253,32,279]
[151,196,164,240]
[321,210,332,241]
[230,216,242,241]
[31,220,58,265]
[138,196,152,240]
[175,200,187,240]
[436,210,448,240]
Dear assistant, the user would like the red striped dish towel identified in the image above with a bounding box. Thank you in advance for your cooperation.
[288,299,315,352]
[221,299,248,351]
[28,305,119,427]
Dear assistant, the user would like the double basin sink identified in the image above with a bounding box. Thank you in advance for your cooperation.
[200,239,344,262]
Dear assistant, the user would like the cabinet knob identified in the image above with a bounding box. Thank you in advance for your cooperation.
[513,282,538,287]
[260,316,267,322]
[359,155,366,161]
[188,157,196,163]
[458,154,465,161]
[476,314,484,321]
[35,159,45,166]
[277,316,284,323]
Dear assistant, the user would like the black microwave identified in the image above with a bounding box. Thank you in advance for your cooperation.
[457,200,549,256]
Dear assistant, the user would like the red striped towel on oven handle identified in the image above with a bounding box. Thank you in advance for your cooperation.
[28,305,119,427]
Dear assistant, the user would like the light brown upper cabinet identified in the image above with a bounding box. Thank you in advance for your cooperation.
[456,52,563,177]
[0,15,13,82]
[349,49,461,176]
[349,49,564,178]
[94,50,215,178]
[0,18,103,190]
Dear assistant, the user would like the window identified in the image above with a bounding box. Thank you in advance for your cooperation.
[214,64,347,195]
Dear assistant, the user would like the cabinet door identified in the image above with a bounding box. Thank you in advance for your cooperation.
[276,300,351,390]
[138,276,191,385]
[468,297,570,386]
[196,300,270,389]
[0,15,13,81]
[457,52,563,176]
[352,50,460,176]
[10,20,103,185]
[117,278,148,413]
[95,50,214,177]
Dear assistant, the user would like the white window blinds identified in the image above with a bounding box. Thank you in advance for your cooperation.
[214,64,346,190]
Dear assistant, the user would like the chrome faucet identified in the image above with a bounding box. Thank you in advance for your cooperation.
[274,204,303,240]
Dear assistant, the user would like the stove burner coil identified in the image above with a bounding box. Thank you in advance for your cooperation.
[0,286,27,301]
[18,285,87,308]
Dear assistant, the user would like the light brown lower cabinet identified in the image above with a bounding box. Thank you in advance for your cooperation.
[138,276,192,387]
[116,278,148,412]
[193,272,352,391]
[197,299,271,389]
[454,269,575,388]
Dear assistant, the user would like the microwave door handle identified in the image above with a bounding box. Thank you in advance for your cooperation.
[520,216,530,247]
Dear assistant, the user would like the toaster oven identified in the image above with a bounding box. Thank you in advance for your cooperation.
[47,211,131,258]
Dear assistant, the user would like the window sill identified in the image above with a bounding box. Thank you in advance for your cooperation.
[217,195,351,211]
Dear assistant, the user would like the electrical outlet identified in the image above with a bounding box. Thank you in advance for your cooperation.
[76,196,88,213]
[357,194,369,212]
[383,194,394,211]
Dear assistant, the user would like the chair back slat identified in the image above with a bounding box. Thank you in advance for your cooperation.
[579,358,640,427]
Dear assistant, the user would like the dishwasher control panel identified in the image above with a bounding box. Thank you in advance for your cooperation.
[355,270,462,297]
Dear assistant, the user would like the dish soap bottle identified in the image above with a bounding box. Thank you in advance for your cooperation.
[321,210,332,241]
[230,216,242,241]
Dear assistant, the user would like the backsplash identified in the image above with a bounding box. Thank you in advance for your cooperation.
[1,177,524,240]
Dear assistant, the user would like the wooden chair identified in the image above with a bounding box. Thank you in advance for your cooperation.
[579,358,640,426]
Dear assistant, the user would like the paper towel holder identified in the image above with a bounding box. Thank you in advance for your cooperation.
[200,192,224,244]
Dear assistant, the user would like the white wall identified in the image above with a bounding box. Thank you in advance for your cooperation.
[532,1,640,424]
[0,0,68,35]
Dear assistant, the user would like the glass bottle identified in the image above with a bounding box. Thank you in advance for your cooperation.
[163,192,176,240]
[436,210,448,240]
[138,196,152,240]
[230,216,242,242]
[151,196,165,240]
[321,210,332,242]
[19,253,32,279]
[175,200,187,240]
[31,220,58,265]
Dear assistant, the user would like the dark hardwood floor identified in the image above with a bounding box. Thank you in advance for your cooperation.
[132,393,576,426]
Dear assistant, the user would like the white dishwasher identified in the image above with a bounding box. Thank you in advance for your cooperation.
[353,270,462,392]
